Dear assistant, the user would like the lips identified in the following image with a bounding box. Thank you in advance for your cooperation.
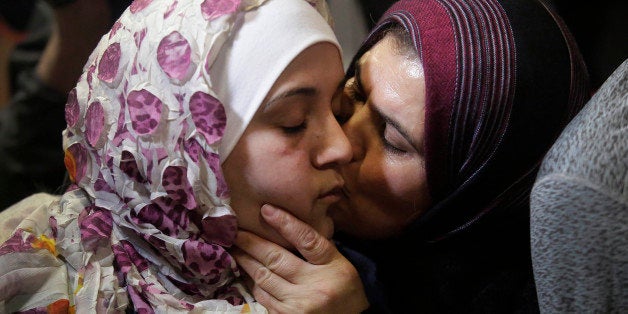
[318,181,345,203]
[320,186,343,198]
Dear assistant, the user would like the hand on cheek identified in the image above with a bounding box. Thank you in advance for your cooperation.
[232,204,369,313]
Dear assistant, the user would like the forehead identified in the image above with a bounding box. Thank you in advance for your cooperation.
[266,43,342,102]
[360,35,426,122]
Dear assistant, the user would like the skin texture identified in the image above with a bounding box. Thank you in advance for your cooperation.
[223,42,351,250]
[232,33,424,313]
[331,34,430,239]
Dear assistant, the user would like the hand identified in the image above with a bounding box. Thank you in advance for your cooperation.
[232,204,369,314]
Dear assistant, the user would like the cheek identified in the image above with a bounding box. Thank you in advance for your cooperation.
[224,138,316,248]
[379,162,426,204]
[226,137,313,214]
[358,154,424,200]
[352,154,429,232]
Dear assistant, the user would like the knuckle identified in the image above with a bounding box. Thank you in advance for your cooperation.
[318,286,336,303]
[299,228,322,252]
[264,250,284,271]
[252,266,272,284]
[341,262,360,279]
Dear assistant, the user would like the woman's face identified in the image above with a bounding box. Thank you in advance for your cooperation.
[222,42,350,249]
[331,34,431,239]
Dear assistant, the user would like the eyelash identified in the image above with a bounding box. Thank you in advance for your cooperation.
[282,121,307,134]
[382,137,406,155]
[381,123,408,155]
[346,78,366,103]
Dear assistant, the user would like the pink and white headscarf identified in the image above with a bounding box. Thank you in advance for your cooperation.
[0,0,339,312]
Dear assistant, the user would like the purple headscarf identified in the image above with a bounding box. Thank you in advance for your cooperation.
[349,0,590,240]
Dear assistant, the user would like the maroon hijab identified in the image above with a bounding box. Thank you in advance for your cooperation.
[340,0,590,311]
[349,0,590,240]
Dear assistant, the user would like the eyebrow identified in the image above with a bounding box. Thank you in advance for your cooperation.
[263,87,317,111]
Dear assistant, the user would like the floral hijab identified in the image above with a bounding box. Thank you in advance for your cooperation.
[0,0,336,312]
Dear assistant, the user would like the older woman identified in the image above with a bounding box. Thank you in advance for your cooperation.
[233,0,590,312]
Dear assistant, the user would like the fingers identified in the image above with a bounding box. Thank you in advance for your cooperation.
[232,229,370,313]
[234,229,301,279]
[240,270,286,314]
[234,249,285,296]
[233,205,368,313]
[260,204,339,265]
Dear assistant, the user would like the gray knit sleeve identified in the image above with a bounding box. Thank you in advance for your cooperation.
[530,59,628,313]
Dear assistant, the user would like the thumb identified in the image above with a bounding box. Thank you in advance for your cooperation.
[261,204,339,265]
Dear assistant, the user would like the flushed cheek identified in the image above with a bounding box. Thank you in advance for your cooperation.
[355,159,393,197]
[254,156,316,210]
[358,161,427,214]
[361,154,425,199]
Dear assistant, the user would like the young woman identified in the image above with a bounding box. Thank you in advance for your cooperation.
[0,0,351,312]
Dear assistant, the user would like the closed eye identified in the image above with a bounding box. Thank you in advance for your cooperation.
[382,126,408,155]
[345,77,366,103]
[282,121,307,134]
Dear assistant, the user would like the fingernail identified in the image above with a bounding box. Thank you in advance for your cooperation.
[261,204,276,218]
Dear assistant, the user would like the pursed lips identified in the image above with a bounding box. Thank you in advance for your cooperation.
[318,181,345,203]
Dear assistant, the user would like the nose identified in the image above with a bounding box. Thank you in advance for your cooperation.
[314,114,352,169]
